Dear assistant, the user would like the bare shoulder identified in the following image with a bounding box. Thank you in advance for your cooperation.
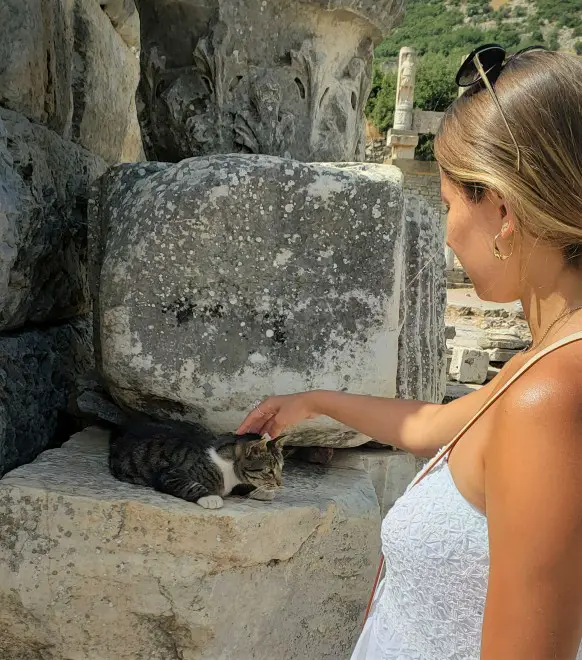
[495,343,582,423]
[486,341,582,491]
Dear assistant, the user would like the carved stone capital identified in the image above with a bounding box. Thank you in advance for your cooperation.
[134,0,403,161]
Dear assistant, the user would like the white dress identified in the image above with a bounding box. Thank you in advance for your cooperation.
[352,458,582,659]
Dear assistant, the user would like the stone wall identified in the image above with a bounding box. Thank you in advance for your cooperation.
[0,0,142,476]
[398,159,445,220]
[365,137,388,163]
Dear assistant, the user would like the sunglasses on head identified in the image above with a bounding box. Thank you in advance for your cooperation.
[455,43,547,170]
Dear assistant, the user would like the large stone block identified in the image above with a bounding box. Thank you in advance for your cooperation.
[0,0,142,163]
[90,155,410,447]
[73,0,143,163]
[0,109,106,331]
[0,318,92,477]
[0,426,380,659]
[100,0,140,48]
[135,0,404,162]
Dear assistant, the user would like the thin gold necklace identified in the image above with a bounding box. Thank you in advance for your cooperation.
[523,305,582,353]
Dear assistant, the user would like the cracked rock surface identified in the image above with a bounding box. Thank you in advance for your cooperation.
[0,426,380,659]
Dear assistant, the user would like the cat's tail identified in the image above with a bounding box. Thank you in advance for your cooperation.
[77,390,129,428]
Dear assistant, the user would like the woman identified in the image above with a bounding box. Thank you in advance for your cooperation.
[237,45,582,659]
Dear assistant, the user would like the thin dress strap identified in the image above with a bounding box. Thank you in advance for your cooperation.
[412,330,582,488]
[364,330,582,623]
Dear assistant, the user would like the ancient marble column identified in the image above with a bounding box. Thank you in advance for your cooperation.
[134,0,404,162]
[387,46,419,160]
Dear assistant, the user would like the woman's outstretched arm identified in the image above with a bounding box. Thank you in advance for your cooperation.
[237,377,500,457]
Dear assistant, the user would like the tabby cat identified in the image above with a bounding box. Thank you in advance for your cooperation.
[108,417,285,509]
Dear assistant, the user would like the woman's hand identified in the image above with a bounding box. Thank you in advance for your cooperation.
[236,392,321,439]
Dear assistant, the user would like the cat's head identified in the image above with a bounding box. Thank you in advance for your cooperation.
[235,434,285,491]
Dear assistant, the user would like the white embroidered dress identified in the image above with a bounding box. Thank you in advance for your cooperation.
[352,332,582,660]
[352,457,582,660]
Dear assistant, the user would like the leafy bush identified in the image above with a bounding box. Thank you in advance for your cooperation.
[530,29,544,42]
[575,41,582,55]
[415,133,437,162]
[533,0,582,28]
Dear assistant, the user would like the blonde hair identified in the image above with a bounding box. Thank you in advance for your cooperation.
[434,50,582,267]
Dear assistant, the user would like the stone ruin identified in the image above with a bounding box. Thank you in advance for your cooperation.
[0,1,447,658]
[135,0,405,162]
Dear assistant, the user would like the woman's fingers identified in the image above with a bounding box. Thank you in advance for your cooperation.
[261,416,285,439]
[236,411,264,435]
[236,399,278,435]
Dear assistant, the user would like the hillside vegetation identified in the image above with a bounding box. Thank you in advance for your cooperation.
[367,0,582,157]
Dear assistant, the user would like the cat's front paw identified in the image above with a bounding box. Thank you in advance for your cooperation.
[248,488,277,502]
[197,495,224,509]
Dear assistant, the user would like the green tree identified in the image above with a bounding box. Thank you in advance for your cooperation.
[414,53,459,112]
[575,41,582,55]
[533,0,582,28]
[547,26,560,50]
[365,66,397,133]
[366,53,458,146]
[366,0,582,158]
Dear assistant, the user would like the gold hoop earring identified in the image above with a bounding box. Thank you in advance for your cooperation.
[493,232,514,261]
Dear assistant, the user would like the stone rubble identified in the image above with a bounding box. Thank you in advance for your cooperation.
[445,287,532,397]
[449,346,490,385]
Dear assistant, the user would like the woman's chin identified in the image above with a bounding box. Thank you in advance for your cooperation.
[472,282,519,304]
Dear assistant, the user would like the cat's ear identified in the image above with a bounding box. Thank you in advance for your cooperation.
[273,436,287,449]
[244,435,269,457]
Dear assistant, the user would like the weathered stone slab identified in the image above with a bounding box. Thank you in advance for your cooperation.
[332,448,417,517]
[486,347,520,363]
[0,0,72,133]
[396,193,447,401]
[0,318,92,477]
[73,0,143,163]
[90,155,409,447]
[0,426,380,659]
[444,380,483,404]
[0,0,142,163]
[412,109,445,135]
[135,0,404,161]
[478,330,526,351]
[0,109,106,331]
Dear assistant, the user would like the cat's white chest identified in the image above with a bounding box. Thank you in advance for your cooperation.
[208,448,241,496]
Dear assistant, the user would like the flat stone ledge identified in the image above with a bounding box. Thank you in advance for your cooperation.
[0,427,381,660]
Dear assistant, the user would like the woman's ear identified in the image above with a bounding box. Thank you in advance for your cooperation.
[499,204,517,238]
[489,189,515,237]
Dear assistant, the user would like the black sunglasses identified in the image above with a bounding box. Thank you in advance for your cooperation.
[455,43,547,170]
[456,43,547,88]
